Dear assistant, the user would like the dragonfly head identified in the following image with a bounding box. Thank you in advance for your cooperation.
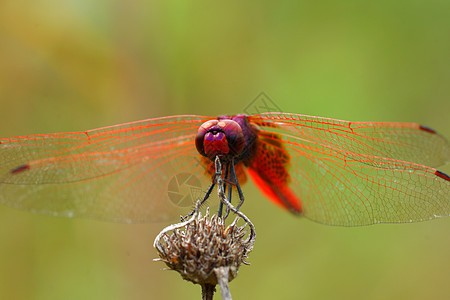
[196,119,245,161]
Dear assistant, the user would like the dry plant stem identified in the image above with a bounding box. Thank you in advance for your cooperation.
[202,284,216,300]
[214,157,256,247]
[153,158,256,300]
[211,157,256,300]
[214,267,232,300]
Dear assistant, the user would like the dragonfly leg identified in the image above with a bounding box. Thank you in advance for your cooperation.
[224,158,245,219]
[233,159,245,211]
[182,180,215,221]
[217,200,223,218]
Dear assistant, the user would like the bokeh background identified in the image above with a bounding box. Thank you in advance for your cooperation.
[0,1,449,299]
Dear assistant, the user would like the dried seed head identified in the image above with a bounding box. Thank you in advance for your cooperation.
[154,209,253,285]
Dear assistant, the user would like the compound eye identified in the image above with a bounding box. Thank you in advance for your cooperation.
[195,120,219,157]
[216,120,245,157]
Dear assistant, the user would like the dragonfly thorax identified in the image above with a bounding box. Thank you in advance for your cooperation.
[195,119,245,161]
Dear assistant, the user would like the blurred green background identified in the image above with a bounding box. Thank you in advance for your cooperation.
[0,1,449,299]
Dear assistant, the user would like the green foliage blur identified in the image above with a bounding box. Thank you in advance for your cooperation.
[0,1,449,299]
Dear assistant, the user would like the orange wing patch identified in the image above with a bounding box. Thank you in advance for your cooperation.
[247,133,302,214]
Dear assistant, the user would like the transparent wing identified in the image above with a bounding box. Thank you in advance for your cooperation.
[0,115,213,223]
[250,112,450,226]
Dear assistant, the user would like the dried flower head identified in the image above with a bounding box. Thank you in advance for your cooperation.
[154,209,254,286]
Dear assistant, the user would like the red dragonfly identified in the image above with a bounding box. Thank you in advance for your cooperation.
[0,113,448,226]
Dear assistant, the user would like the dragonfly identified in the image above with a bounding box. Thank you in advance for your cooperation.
[0,113,448,226]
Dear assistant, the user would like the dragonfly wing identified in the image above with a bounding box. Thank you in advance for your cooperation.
[250,113,450,226]
[0,115,213,223]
